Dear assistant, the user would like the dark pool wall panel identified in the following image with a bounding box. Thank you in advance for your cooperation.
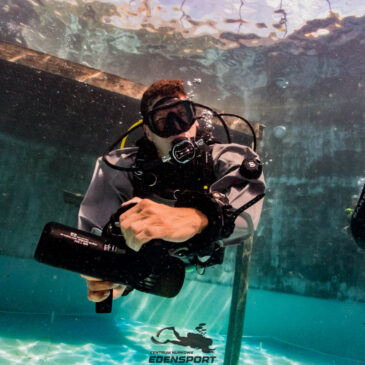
[0,131,91,258]
[251,113,365,302]
[0,59,142,155]
[0,54,143,258]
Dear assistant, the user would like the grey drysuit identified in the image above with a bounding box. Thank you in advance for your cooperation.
[78,143,265,245]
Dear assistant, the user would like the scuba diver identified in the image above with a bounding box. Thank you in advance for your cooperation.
[77,79,266,305]
[350,182,365,249]
[151,324,215,353]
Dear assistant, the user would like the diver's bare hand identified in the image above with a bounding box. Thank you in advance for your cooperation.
[81,275,126,302]
[120,197,208,252]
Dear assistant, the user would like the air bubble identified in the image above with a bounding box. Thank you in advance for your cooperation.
[275,77,289,89]
[273,125,286,139]
[357,177,365,186]
[199,109,214,133]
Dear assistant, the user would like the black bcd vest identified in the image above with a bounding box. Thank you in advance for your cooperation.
[132,135,217,200]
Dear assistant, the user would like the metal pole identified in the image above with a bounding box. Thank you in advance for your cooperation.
[223,236,254,365]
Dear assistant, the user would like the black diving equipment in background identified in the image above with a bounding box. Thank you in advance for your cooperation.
[351,183,365,249]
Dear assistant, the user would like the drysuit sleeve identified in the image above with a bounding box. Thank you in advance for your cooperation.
[210,143,266,244]
[78,150,136,232]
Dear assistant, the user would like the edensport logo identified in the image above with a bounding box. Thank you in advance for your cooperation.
[148,323,217,363]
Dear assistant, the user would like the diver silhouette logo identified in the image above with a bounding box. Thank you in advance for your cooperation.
[151,323,215,353]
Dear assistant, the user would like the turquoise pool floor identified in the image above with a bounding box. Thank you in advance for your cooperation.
[0,312,363,365]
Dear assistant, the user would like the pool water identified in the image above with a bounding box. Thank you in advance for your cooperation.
[0,255,364,364]
[0,312,363,365]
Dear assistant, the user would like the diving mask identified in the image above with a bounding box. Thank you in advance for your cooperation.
[144,98,196,138]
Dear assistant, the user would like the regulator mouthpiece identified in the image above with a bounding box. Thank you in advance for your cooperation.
[162,138,204,165]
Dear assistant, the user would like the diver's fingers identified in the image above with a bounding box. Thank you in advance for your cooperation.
[113,285,127,299]
[134,230,155,246]
[120,219,153,251]
[120,198,157,221]
[87,285,126,302]
[88,289,111,302]
[120,215,151,235]
[121,197,142,207]
[124,234,149,251]
[126,218,168,247]
[87,280,120,292]
[120,213,147,231]
[80,274,102,281]
[120,224,143,251]
[134,220,172,241]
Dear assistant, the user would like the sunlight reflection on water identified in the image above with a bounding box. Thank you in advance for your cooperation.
[0,315,353,365]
